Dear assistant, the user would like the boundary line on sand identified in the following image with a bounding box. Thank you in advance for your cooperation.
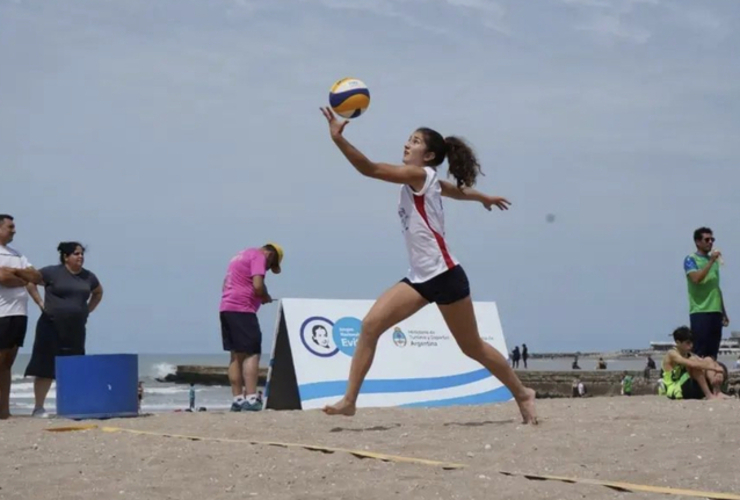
[45,425,740,499]
[499,471,740,500]
[45,424,466,470]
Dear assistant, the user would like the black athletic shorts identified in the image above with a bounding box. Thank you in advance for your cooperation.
[401,265,471,305]
[0,315,28,349]
[689,312,723,359]
[220,311,262,355]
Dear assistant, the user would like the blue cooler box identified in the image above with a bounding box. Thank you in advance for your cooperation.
[55,354,139,420]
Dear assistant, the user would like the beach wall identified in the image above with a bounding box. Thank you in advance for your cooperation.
[160,366,740,398]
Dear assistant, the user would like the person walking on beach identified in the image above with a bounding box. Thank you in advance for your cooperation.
[318,107,538,424]
[14,242,103,417]
[219,243,283,412]
[511,346,521,368]
[684,227,729,360]
[0,215,36,420]
[522,343,529,369]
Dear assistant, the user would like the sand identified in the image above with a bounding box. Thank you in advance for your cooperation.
[1,396,739,500]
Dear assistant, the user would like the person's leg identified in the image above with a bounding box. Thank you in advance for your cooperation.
[323,282,428,416]
[229,352,247,397]
[686,365,717,400]
[689,313,709,358]
[438,296,538,424]
[706,312,724,360]
[33,377,54,412]
[0,347,19,419]
[243,353,260,399]
[237,313,263,410]
[24,314,57,416]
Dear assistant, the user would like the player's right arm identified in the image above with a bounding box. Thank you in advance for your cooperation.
[320,107,427,191]
[685,253,719,284]
[8,266,43,285]
[0,267,26,287]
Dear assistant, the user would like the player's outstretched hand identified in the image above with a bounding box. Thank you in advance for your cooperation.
[320,107,349,140]
[482,195,511,211]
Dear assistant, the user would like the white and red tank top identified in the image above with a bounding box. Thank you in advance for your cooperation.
[398,167,459,283]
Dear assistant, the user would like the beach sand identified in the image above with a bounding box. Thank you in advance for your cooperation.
[1,396,739,500]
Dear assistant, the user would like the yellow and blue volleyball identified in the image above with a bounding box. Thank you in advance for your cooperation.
[329,78,370,119]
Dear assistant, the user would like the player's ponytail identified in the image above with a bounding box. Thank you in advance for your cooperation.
[416,127,483,189]
[445,136,482,189]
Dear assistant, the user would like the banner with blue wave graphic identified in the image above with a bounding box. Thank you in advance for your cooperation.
[265,298,512,410]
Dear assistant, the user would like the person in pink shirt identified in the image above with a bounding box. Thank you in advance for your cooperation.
[220,243,284,412]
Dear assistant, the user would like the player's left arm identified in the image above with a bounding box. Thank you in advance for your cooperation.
[439,180,511,211]
[88,284,103,313]
[720,289,729,325]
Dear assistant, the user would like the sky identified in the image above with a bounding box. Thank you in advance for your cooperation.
[1,0,739,355]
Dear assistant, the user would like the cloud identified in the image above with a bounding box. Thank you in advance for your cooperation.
[575,12,651,43]
[444,0,510,33]
[561,0,658,44]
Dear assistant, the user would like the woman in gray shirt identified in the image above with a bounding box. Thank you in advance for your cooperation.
[15,242,103,417]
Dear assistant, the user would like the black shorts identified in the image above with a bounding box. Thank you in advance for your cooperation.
[25,312,88,380]
[220,311,262,355]
[679,377,706,400]
[690,312,723,359]
[0,315,28,350]
[401,265,471,305]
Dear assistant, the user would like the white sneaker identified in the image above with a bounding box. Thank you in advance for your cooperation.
[31,407,49,418]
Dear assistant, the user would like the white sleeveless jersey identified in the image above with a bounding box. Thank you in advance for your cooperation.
[397,167,459,283]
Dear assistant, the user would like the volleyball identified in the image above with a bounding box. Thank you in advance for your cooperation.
[329,78,370,119]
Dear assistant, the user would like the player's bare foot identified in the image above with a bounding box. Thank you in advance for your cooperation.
[322,398,356,416]
[516,388,538,425]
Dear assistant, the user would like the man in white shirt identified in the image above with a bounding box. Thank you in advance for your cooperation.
[0,215,35,420]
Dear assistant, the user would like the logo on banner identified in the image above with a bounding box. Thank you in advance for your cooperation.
[299,315,362,357]
[392,327,407,347]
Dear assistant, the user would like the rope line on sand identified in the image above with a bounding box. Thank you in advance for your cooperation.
[45,425,740,499]
[45,424,466,470]
[499,471,740,500]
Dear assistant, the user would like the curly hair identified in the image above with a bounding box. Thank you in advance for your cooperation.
[416,128,483,188]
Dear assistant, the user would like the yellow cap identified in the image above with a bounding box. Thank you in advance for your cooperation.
[266,242,284,274]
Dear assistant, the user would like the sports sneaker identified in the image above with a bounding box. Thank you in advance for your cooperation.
[240,399,263,412]
[230,401,243,412]
[31,407,49,418]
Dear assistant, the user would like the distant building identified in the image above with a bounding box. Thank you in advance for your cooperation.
[650,332,740,354]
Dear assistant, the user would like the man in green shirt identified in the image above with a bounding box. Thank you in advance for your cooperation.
[684,227,729,359]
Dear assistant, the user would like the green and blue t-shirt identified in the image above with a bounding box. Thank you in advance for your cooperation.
[684,253,722,314]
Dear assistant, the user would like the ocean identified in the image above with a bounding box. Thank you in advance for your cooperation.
[9,353,740,416]
[9,353,237,415]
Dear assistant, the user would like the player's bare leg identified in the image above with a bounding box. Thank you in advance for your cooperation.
[323,282,427,416]
[438,296,539,425]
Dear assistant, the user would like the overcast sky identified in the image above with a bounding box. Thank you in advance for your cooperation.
[2,0,738,355]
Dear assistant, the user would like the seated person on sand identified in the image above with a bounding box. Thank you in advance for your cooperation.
[660,326,731,401]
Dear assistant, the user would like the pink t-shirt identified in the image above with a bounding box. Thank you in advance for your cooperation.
[219,248,267,314]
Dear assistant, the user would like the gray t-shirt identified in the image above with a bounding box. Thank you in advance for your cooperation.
[40,265,100,316]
